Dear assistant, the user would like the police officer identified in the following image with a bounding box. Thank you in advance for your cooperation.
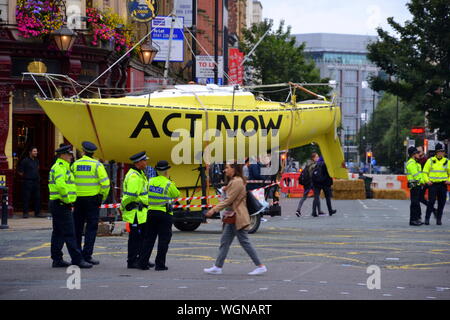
[406,146,424,226]
[423,143,450,225]
[72,141,110,265]
[121,152,150,269]
[137,160,180,271]
[49,145,92,268]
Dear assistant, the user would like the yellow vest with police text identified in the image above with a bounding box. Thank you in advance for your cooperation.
[121,168,149,224]
[49,158,77,203]
[423,156,450,183]
[148,175,180,214]
[72,155,110,200]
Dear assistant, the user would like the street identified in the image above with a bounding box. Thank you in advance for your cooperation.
[1,198,450,300]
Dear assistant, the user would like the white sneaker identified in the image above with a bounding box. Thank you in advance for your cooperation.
[204,266,223,275]
[248,265,267,275]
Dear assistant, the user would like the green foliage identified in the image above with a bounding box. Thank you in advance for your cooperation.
[367,0,450,139]
[358,93,425,172]
[239,19,331,102]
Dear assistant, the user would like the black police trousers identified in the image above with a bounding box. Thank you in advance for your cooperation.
[409,186,422,223]
[128,216,145,266]
[425,183,447,222]
[73,195,101,260]
[50,200,83,264]
[138,210,173,268]
[22,179,40,216]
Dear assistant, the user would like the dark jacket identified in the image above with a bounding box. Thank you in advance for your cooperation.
[312,159,333,187]
[18,157,40,181]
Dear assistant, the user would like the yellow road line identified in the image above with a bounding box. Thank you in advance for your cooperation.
[15,243,50,257]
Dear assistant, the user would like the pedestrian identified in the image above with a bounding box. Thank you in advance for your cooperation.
[204,163,267,276]
[72,141,110,265]
[17,146,43,218]
[121,152,150,269]
[416,146,436,217]
[247,157,265,191]
[295,153,321,217]
[422,143,450,225]
[405,146,424,226]
[138,160,180,271]
[311,155,337,217]
[48,145,92,268]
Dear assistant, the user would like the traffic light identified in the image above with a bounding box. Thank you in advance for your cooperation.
[366,151,373,164]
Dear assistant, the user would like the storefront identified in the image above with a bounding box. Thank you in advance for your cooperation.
[0,26,129,214]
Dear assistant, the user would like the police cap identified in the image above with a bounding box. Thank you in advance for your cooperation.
[155,160,171,171]
[435,143,445,153]
[130,151,148,163]
[82,141,97,153]
[55,145,73,155]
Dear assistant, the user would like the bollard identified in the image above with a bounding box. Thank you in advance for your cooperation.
[0,187,8,229]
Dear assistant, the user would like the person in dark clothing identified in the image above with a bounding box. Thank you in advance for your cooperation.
[246,159,265,191]
[17,147,43,218]
[296,153,325,217]
[417,146,436,218]
[311,156,337,217]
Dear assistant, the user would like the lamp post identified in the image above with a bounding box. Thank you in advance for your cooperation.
[139,42,159,65]
[51,26,77,52]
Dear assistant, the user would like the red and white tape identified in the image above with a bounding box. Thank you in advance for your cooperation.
[100,181,280,209]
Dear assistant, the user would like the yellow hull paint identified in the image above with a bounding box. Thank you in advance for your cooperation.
[36,94,347,188]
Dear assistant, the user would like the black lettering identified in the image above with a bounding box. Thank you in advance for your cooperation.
[241,116,259,136]
[259,115,283,136]
[130,111,160,138]
[185,113,203,137]
[216,115,239,137]
[162,113,182,137]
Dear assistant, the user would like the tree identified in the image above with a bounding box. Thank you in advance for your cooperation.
[367,0,450,139]
[358,93,425,172]
[239,19,331,102]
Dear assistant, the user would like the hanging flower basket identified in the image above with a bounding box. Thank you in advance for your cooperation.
[16,0,64,39]
[86,7,133,54]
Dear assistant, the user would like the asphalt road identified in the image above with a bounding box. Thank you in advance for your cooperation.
[1,198,450,300]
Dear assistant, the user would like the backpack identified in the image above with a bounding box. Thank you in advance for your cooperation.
[312,163,327,185]
[299,165,312,186]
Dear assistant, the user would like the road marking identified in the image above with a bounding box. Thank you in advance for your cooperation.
[340,292,349,295]
[15,243,50,257]
[299,289,308,292]
[139,286,148,288]
[178,286,188,289]
[383,294,392,297]
[396,287,405,289]
[385,258,400,261]
[426,296,436,299]
[259,288,268,290]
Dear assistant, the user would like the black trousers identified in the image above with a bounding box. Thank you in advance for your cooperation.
[50,200,83,264]
[22,179,40,216]
[409,186,422,223]
[313,185,333,215]
[73,196,100,260]
[127,215,145,265]
[138,211,173,268]
[426,183,447,222]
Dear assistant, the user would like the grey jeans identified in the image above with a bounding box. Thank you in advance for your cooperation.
[215,223,262,268]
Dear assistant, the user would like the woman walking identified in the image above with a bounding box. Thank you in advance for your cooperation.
[204,163,267,275]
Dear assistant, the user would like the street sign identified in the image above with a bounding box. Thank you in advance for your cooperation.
[175,0,193,27]
[0,175,5,187]
[152,16,185,62]
[195,55,224,84]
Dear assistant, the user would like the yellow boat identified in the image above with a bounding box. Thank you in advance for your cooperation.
[36,83,347,186]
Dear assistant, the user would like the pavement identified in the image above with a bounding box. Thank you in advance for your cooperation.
[1,198,450,300]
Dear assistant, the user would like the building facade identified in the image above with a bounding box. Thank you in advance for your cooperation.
[295,33,381,164]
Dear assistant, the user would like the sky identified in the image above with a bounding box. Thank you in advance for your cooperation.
[258,0,413,36]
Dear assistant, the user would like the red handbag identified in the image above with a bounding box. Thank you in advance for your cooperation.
[222,212,236,224]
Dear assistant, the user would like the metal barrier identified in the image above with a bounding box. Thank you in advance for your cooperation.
[0,187,8,229]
